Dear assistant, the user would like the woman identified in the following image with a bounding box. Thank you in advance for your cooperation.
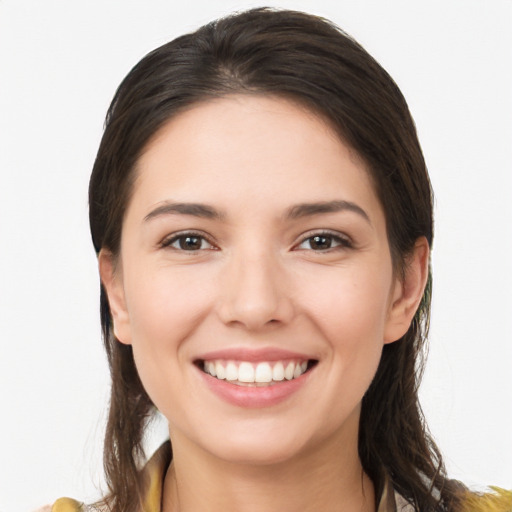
[44,7,510,512]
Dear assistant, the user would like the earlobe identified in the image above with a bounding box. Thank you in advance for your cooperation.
[98,250,132,345]
[384,237,430,344]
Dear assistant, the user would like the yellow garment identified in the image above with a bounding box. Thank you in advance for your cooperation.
[461,487,512,511]
[48,442,511,512]
[49,442,170,512]
[51,498,82,512]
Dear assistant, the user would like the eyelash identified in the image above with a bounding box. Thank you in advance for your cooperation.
[160,230,353,253]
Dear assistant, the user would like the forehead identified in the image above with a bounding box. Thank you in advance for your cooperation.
[141,94,350,164]
[129,94,382,221]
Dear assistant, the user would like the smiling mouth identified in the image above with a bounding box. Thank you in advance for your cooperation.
[197,359,318,387]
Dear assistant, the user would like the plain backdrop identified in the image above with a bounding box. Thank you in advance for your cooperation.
[1,1,511,510]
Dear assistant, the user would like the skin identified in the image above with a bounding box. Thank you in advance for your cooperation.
[100,95,429,512]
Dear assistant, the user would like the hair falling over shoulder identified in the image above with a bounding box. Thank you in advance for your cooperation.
[89,8,469,512]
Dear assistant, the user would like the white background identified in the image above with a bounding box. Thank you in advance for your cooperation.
[1,1,511,510]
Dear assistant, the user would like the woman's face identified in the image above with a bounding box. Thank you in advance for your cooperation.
[102,95,419,465]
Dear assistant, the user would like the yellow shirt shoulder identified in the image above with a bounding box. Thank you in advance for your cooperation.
[51,497,83,512]
[463,487,512,512]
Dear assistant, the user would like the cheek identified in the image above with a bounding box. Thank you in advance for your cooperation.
[122,266,219,419]
[300,263,393,392]
[301,268,392,423]
[126,264,216,342]
[304,264,392,337]
[122,264,218,401]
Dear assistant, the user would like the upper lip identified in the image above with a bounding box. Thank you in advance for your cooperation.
[195,347,317,363]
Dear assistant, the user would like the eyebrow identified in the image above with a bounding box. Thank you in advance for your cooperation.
[285,200,371,224]
[144,202,225,222]
[143,199,370,224]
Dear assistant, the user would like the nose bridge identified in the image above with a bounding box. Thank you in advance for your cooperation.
[218,243,293,329]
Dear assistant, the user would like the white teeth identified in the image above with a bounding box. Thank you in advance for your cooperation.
[238,362,255,383]
[284,362,295,380]
[226,361,238,381]
[255,362,272,383]
[203,359,311,384]
[215,362,226,380]
[272,362,285,381]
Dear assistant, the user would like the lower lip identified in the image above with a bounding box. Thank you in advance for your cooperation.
[197,366,313,408]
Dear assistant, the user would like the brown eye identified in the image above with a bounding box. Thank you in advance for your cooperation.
[163,233,214,251]
[296,232,351,251]
[179,236,203,250]
[309,235,333,250]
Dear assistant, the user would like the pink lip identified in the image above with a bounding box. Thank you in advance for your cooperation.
[195,347,314,363]
[196,366,313,408]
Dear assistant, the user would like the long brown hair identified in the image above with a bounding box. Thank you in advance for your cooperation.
[89,7,462,511]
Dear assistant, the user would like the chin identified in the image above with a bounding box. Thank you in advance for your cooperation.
[197,416,331,468]
[214,436,308,467]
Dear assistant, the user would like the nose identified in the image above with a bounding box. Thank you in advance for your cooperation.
[216,250,295,331]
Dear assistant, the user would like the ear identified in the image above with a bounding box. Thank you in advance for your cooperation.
[98,249,132,345]
[384,237,430,344]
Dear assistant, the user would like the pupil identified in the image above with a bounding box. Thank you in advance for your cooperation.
[180,236,201,250]
[311,235,331,250]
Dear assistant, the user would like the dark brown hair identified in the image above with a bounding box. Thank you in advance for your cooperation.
[89,7,462,511]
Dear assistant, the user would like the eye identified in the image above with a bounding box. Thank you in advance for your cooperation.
[296,232,352,251]
[162,232,215,251]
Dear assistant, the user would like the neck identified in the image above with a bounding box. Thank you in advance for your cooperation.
[162,420,375,512]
